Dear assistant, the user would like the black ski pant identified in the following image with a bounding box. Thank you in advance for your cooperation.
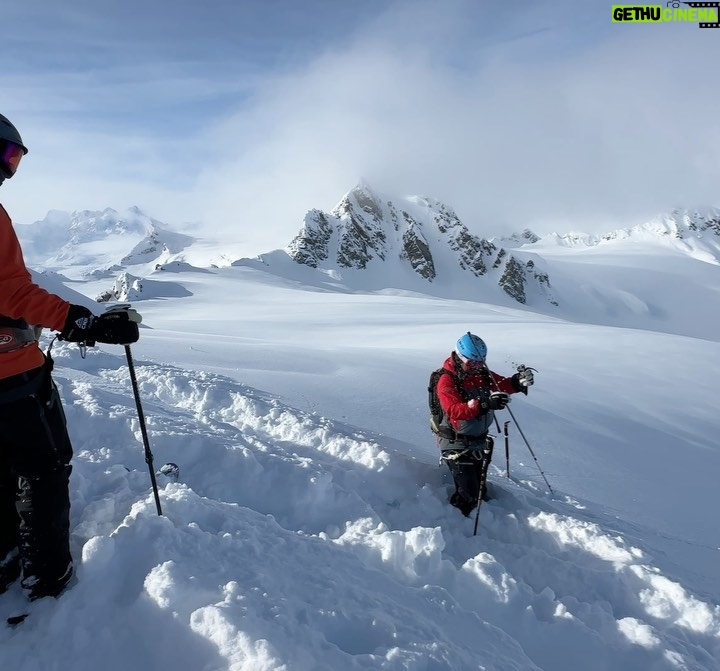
[0,362,73,595]
[442,437,494,505]
[445,455,485,503]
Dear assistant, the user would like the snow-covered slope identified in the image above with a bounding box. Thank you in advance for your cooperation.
[2,266,718,670]
[4,200,720,670]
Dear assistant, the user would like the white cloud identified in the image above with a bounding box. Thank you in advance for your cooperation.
[4,0,719,253]
[190,2,720,250]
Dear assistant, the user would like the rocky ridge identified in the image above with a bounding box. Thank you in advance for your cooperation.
[287,184,557,306]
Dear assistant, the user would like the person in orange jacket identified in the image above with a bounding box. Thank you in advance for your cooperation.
[0,112,139,601]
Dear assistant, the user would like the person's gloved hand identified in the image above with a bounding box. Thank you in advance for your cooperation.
[468,391,510,414]
[91,306,141,345]
[59,304,141,345]
[487,391,510,410]
[58,304,96,343]
[512,365,535,394]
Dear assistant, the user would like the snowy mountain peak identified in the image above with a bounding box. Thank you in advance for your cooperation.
[18,206,195,280]
[494,228,542,247]
[331,183,385,222]
[287,184,557,306]
[66,207,152,244]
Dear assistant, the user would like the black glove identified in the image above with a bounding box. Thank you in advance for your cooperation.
[90,307,141,345]
[58,304,96,343]
[486,391,510,410]
[59,305,141,345]
[470,391,510,414]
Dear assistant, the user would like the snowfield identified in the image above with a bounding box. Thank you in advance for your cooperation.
[2,206,719,671]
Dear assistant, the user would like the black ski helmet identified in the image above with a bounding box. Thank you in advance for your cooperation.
[0,113,29,181]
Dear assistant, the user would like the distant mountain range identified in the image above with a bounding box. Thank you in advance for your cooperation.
[536,206,720,253]
[15,186,720,327]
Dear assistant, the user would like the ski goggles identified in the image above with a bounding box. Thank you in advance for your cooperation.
[456,351,485,369]
[0,141,25,178]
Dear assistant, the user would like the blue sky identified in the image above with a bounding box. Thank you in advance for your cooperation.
[3,0,719,252]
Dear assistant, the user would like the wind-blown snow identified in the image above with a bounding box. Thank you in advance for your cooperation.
[2,205,718,671]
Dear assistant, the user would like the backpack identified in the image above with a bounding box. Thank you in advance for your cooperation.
[428,368,458,436]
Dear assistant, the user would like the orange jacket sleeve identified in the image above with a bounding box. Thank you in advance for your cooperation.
[0,204,70,331]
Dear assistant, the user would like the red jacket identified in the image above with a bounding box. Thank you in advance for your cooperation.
[0,204,70,379]
[436,354,519,433]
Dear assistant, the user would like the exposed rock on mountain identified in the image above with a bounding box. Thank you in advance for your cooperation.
[499,257,558,306]
[96,272,143,303]
[497,229,541,247]
[401,225,435,280]
[287,210,333,268]
[287,184,557,306]
[498,257,527,304]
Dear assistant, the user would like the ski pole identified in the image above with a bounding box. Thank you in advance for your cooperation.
[472,488,482,536]
[124,345,163,516]
[473,439,494,536]
[503,404,553,494]
[504,420,510,479]
[483,359,554,495]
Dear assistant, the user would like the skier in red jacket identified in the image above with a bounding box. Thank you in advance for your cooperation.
[0,112,139,601]
[436,333,534,516]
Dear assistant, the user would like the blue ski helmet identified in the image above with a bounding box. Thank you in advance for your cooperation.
[456,332,487,361]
